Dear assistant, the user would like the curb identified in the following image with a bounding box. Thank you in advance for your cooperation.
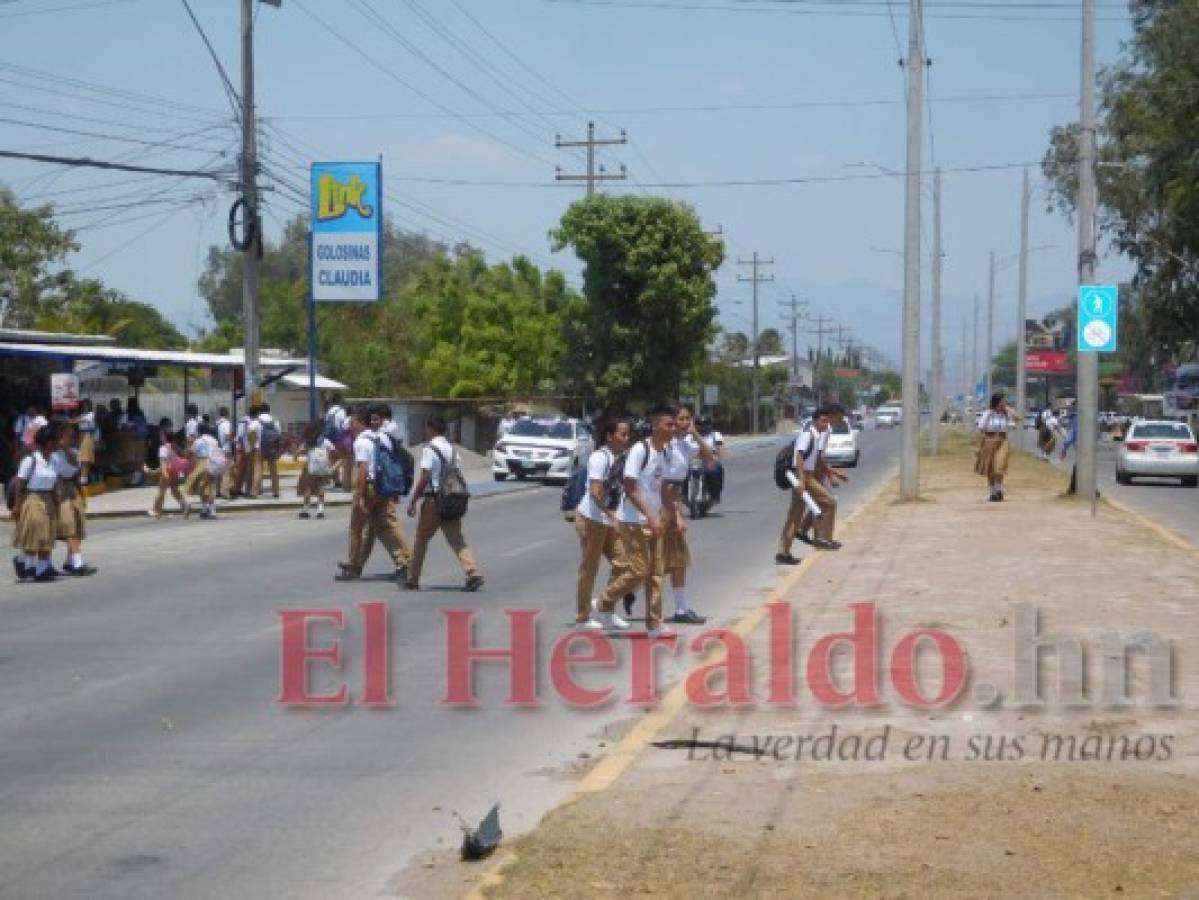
[1099,493,1199,559]
[464,466,899,900]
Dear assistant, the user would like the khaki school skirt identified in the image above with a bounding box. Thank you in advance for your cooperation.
[975,435,1010,479]
[78,432,96,465]
[12,491,57,553]
[57,483,87,541]
[663,515,691,570]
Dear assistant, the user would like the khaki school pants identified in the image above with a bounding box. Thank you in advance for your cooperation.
[575,515,627,622]
[152,473,186,515]
[600,523,664,630]
[797,472,837,541]
[408,496,479,583]
[347,483,411,574]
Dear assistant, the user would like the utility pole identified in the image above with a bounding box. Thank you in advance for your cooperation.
[239,0,262,406]
[899,0,925,500]
[737,253,774,433]
[555,122,627,196]
[971,292,979,404]
[805,314,837,408]
[1016,168,1031,423]
[779,294,808,420]
[960,317,968,408]
[930,166,943,454]
[985,250,995,401]
[1076,0,1099,512]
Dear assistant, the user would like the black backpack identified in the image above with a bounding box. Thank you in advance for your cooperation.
[431,444,470,521]
[773,444,794,490]
[604,443,643,510]
[394,443,415,497]
[259,420,282,460]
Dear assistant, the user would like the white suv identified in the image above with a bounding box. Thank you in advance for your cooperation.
[492,419,592,483]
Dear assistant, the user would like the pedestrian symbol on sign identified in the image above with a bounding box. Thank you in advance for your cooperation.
[1077,284,1118,353]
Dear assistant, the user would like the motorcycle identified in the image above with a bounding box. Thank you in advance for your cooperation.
[686,458,713,519]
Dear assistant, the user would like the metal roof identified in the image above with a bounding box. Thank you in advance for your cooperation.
[0,328,117,347]
[0,342,310,370]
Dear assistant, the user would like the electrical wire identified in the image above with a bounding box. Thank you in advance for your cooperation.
[536,0,1129,22]
[0,0,135,18]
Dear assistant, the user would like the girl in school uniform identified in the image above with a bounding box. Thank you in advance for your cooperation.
[298,421,336,520]
[75,399,97,485]
[11,422,61,582]
[975,392,1021,502]
[149,421,190,519]
[53,423,97,576]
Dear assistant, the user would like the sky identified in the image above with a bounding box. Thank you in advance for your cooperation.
[0,0,1136,387]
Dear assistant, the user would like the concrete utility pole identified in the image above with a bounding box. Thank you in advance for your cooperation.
[1076,0,1099,512]
[960,316,968,405]
[737,253,774,433]
[930,166,943,454]
[1016,167,1031,421]
[555,122,627,196]
[971,292,979,403]
[985,250,995,401]
[239,0,262,404]
[899,0,925,500]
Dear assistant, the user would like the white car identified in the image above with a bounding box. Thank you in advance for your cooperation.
[492,419,592,484]
[825,419,859,467]
[1116,420,1199,487]
[875,405,901,428]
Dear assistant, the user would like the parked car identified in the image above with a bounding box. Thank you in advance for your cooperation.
[492,418,592,484]
[1116,420,1199,487]
[825,419,859,467]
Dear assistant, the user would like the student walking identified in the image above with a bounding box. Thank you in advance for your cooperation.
[191,424,221,519]
[575,416,632,629]
[976,392,1019,501]
[595,406,676,636]
[660,405,715,624]
[404,415,482,592]
[235,406,258,499]
[777,406,845,563]
[336,407,413,581]
[1035,407,1064,461]
[298,421,335,519]
[52,422,97,575]
[216,407,235,498]
[796,404,849,550]
[149,421,190,519]
[256,404,283,499]
[75,399,97,485]
[11,422,61,582]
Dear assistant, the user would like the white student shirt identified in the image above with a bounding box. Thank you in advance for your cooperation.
[184,417,200,441]
[354,429,393,483]
[158,443,177,468]
[77,411,96,434]
[193,434,217,459]
[792,427,826,473]
[18,452,58,491]
[217,417,233,452]
[577,447,615,524]
[419,435,456,492]
[979,411,1013,433]
[236,416,251,449]
[616,440,667,525]
[1041,411,1059,432]
[326,405,348,432]
[663,435,700,482]
[380,419,406,446]
[51,449,79,479]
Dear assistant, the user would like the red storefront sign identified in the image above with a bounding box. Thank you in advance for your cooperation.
[1025,350,1070,373]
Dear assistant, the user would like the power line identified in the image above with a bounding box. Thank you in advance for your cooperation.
[0,148,229,179]
[0,116,234,154]
[536,0,1129,21]
[0,0,135,18]
[178,0,243,119]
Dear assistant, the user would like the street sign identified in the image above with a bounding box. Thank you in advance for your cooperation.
[50,373,80,412]
[310,162,383,302]
[703,384,719,406]
[1077,284,1118,353]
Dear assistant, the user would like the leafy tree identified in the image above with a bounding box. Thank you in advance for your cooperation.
[0,186,79,328]
[719,330,749,360]
[35,278,186,349]
[551,195,724,409]
[757,327,784,355]
[1041,0,1199,357]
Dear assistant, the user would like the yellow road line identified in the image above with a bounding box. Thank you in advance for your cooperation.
[1101,494,1199,559]
[465,469,898,900]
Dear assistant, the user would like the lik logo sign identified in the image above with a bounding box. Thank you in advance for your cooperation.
[310,161,383,303]
[315,172,374,223]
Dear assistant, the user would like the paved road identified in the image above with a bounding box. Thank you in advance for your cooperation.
[1015,429,1199,544]
[0,430,899,900]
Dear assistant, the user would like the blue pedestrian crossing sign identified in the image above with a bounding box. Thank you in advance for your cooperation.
[1077,284,1118,352]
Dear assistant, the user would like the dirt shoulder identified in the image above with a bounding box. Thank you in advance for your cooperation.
[475,430,1199,898]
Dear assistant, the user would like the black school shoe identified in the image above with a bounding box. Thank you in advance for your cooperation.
[13,556,29,581]
[33,568,57,582]
[774,552,801,565]
[667,610,707,625]
[62,563,98,577]
[797,531,815,546]
[813,539,842,551]
[622,592,636,616]
[463,575,484,593]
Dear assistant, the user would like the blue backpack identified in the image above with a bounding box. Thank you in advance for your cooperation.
[370,435,408,499]
[560,463,588,512]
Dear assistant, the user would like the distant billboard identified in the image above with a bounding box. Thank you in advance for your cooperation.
[1025,350,1071,374]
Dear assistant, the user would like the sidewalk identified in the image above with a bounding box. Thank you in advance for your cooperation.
[468,428,1199,898]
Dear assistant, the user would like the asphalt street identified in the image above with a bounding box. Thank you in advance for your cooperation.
[1015,428,1199,543]
[0,430,899,900]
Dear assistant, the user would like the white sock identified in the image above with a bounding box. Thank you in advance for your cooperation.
[317,501,325,514]
[35,558,49,575]
[673,587,689,615]
[69,552,83,568]
[22,553,35,569]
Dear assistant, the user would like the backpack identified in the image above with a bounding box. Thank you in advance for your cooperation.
[602,446,632,511]
[369,435,407,499]
[431,443,470,521]
[561,464,588,512]
[308,443,331,478]
[394,442,415,496]
[322,408,344,443]
[4,475,17,512]
[259,420,282,460]
[208,444,227,477]
[773,444,794,490]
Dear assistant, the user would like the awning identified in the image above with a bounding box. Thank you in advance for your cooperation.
[0,342,309,370]
[280,372,346,391]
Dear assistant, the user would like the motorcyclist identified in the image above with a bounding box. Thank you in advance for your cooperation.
[697,417,724,504]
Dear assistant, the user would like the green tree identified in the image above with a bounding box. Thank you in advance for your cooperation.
[1041,0,1199,356]
[41,278,186,349]
[719,330,749,360]
[0,186,79,328]
[551,195,724,409]
[757,327,784,355]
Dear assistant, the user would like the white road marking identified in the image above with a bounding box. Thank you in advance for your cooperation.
[502,539,552,558]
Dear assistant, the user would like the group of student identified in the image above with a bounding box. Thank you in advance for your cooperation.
[147,402,286,520]
[9,418,97,582]
[330,403,483,593]
[573,404,722,638]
